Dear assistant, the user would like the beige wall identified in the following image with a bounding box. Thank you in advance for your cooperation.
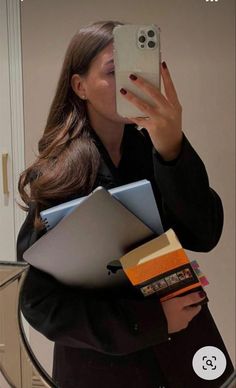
[21,0,235,369]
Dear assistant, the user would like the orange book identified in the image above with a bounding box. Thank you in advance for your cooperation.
[120,229,204,301]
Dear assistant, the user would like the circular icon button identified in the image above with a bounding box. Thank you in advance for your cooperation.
[192,346,227,380]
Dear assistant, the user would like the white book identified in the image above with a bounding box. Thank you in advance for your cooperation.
[40,179,163,235]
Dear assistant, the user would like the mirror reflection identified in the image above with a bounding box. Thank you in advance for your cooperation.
[1,0,235,387]
[18,19,235,388]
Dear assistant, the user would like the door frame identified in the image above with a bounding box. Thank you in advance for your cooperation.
[2,0,25,248]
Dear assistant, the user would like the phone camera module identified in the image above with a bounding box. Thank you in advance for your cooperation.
[148,41,156,48]
[139,35,146,43]
[147,30,155,38]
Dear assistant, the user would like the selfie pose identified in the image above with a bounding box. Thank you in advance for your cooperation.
[17,21,233,388]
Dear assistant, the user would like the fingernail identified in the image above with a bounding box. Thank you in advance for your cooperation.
[199,291,206,298]
[162,61,167,69]
[129,74,137,81]
[120,88,127,95]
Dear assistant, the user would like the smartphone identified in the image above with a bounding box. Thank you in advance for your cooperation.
[113,24,161,118]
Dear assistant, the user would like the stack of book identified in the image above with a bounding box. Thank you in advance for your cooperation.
[23,179,208,300]
[120,228,208,301]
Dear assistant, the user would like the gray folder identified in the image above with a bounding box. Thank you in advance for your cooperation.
[23,187,155,288]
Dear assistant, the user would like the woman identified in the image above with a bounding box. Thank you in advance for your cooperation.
[17,21,233,388]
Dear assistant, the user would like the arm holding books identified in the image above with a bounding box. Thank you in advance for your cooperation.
[162,292,205,334]
[17,206,206,354]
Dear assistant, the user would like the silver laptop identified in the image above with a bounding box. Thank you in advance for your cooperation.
[24,187,155,288]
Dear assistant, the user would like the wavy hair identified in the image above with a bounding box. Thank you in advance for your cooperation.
[18,20,123,228]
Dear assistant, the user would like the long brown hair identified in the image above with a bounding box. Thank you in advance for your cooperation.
[18,20,123,228]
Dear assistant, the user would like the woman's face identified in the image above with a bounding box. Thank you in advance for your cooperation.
[74,42,131,126]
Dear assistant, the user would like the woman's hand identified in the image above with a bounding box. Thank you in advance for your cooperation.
[120,62,183,161]
[161,291,207,334]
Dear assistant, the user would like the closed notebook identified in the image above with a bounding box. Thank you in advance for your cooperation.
[24,187,155,288]
[40,179,163,235]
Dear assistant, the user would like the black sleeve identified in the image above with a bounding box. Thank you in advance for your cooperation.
[152,134,224,252]
[18,209,169,356]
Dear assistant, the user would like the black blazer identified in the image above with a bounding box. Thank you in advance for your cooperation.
[18,125,233,388]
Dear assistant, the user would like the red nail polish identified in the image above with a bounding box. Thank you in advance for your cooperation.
[199,291,206,298]
[129,74,137,81]
[162,61,167,69]
[120,88,127,95]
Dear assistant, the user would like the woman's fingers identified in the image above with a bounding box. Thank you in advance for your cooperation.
[180,291,207,308]
[119,63,183,161]
[161,293,203,333]
[161,62,181,108]
[128,73,168,108]
[120,63,181,115]
[184,304,202,322]
[120,87,156,117]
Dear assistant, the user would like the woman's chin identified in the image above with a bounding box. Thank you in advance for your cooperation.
[124,117,135,124]
[116,115,134,124]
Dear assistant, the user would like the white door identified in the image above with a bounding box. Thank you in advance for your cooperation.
[0,0,25,261]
